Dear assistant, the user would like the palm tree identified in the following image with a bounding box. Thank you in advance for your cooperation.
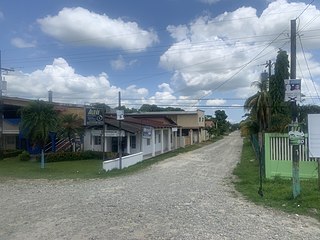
[20,100,59,168]
[244,80,271,132]
[59,113,84,151]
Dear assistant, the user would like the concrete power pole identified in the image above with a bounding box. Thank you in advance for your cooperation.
[290,19,301,198]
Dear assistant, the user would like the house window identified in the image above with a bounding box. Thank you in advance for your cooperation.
[94,136,101,145]
[147,138,151,146]
[158,134,161,143]
[130,135,136,149]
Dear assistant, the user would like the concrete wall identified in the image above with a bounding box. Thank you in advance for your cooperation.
[103,152,143,171]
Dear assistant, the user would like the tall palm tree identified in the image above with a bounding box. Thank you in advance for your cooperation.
[59,113,84,151]
[20,100,59,168]
[244,80,271,132]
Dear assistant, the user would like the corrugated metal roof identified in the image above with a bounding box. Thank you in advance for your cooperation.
[105,115,178,133]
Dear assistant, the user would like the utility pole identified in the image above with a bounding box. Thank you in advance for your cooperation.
[118,91,123,169]
[290,19,300,198]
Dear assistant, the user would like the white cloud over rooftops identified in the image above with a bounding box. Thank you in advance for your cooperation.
[160,0,320,98]
[37,7,159,52]
[6,58,149,106]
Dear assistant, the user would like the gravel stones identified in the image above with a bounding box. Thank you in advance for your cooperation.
[1,131,320,239]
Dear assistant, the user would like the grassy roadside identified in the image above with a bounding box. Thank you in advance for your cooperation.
[0,137,221,181]
[233,138,320,221]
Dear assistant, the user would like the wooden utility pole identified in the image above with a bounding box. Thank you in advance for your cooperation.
[290,19,300,198]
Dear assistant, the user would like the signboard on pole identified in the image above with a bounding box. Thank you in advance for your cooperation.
[105,130,125,137]
[116,110,124,120]
[308,114,320,157]
[284,79,301,102]
[85,107,104,126]
[288,123,304,145]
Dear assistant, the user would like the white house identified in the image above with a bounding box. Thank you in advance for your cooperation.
[83,115,180,159]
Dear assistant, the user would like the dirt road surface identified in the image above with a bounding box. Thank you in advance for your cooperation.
[1,131,320,239]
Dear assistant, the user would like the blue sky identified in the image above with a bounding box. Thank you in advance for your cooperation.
[1,0,320,123]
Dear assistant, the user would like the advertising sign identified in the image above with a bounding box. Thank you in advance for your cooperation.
[143,126,152,138]
[308,114,320,157]
[284,79,301,102]
[116,110,124,120]
[85,108,104,126]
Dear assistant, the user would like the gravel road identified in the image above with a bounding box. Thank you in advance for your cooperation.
[1,131,320,240]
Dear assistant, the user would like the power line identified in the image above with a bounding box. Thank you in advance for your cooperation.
[298,34,320,102]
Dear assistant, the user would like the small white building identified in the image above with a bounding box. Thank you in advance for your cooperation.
[83,115,180,159]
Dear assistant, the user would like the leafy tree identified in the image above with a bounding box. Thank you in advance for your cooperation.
[59,113,84,151]
[20,100,59,168]
[298,104,320,125]
[139,104,184,112]
[269,49,289,114]
[213,110,229,136]
[267,49,291,131]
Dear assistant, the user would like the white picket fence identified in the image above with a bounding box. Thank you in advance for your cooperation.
[268,134,316,162]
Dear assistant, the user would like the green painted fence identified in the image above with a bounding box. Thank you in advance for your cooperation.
[264,133,318,179]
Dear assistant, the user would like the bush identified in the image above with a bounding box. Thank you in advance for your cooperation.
[44,151,103,163]
[0,149,23,160]
[19,151,31,161]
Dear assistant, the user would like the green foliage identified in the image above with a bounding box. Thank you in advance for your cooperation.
[44,151,101,163]
[240,118,259,136]
[58,113,84,151]
[0,149,23,160]
[41,151,119,163]
[234,138,320,221]
[298,104,320,124]
[19,100,59,148]
[269,112,291,133]
[19,151,30,161]
[269,49,289,114]
[244,74,271,133]
[211,110,230,136]
[139,104,184,112]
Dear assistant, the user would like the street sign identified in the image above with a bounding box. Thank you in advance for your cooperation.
[85,107,104,126]
[105,130,125,137]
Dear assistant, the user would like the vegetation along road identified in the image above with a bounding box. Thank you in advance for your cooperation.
[1,131,320,240]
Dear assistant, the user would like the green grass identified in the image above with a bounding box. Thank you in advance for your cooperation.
[0,138,218,181]
[233,138,320,221]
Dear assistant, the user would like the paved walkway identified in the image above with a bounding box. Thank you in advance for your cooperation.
[1,131,320,239]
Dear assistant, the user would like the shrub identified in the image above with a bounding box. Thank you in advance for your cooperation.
[1,149,23,160]
[19,151,31,161]
[44,151,103,163]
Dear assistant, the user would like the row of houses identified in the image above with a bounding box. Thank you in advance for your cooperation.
[1,96,213,159]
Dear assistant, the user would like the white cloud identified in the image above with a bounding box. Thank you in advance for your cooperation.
[11,37,36,48]
[110,55,138,70]
[37,7,158,52]
[199,0,221,5]
[159,0,320,99]
[110,55,126,70]
[6,58,148,105]
[206,99,226,106]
